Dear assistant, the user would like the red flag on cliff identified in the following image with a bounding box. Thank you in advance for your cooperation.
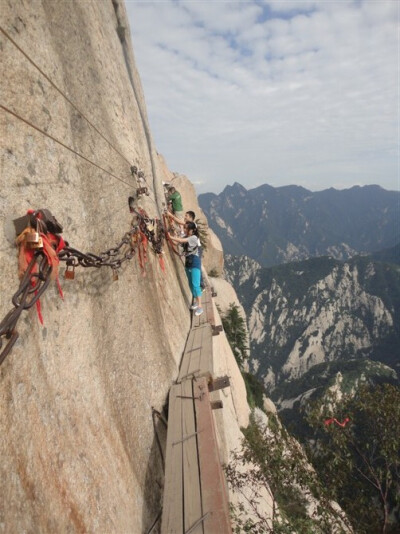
[324,417,350,427]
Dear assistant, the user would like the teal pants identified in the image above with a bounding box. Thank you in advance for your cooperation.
[185,267,202,298]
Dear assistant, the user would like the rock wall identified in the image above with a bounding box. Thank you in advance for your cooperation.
[0,1,191,532]
[0,2,263,533]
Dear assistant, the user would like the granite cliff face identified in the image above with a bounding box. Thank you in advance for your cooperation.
[0,2,238,532]
[226,254,400,407]
[0,3,357,532]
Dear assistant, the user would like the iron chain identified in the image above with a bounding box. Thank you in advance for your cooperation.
[0,211,165,366]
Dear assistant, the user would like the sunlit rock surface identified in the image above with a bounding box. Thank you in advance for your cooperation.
[0,1,229,531]
[225,254,399,408]
[0,1,274,532]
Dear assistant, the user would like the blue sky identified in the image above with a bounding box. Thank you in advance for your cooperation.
[126,0,398,194]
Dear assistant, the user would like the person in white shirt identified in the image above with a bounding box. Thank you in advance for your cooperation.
[168,221,203,316]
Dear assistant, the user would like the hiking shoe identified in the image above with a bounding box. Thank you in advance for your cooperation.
[194,307,204,316]
[190,304,198,310]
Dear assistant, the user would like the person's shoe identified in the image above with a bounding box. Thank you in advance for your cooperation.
[194,307,204,316]
[190,304,198,310]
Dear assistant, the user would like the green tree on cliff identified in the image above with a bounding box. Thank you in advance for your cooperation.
[306,383,400,534]
[225,412,350,533]
[221,302,248,368]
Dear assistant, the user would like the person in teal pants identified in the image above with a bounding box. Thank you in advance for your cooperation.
[168,222,203,316]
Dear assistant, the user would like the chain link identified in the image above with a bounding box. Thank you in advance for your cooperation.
[0,252,52,365]
[0,210,165,366]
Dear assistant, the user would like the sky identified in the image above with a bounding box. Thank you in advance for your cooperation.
[126,0,399,194]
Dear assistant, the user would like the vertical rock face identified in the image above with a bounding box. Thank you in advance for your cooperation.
[0,3,352,533]
[0,1,193,531]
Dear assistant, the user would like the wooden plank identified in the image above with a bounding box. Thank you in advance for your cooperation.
[189,325,210,378]
[182,379,203,534]
[163,295,230,533]
[194,378,232,534]
[203,288,215,327]
[177,324,212,383]
[178,327,197,382]
[197,324,213,379]
[162,384,184,534]
[185,327,204,378]
[193,287,213,328]
[192,312,204,328]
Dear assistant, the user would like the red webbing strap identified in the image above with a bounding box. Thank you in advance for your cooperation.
[162,214,181,257]
[42,232,65,299]
[138,231,148,275]
[16,216,66,325]
[159,255,165,273]
[324,417,350,427]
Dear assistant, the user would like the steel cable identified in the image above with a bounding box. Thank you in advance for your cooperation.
[1,104,133,188]
[0,26,133,167]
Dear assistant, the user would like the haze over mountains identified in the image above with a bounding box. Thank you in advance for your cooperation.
[199,183,399,267]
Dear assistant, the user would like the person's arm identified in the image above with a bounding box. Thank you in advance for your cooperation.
[168,234,189,244]
[168,212,184,226]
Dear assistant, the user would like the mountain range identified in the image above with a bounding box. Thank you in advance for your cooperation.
[225,250,400,426]
[199,183,399,267]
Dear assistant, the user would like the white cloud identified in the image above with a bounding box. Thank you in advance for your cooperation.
[126,0,399,194]
[265,1,320,14]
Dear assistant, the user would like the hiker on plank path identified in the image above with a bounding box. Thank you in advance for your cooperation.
[168,221,203,316]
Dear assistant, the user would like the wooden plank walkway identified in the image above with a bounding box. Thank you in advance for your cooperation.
[161,280,232,534]
[193,284,222,335]
[162,384,184,533]
[162,376,232,534]
[162,380,203,533]
[194,377,232,534]
[177,323,213,383]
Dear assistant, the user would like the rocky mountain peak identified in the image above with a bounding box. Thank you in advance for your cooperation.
[199,183,399,267]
